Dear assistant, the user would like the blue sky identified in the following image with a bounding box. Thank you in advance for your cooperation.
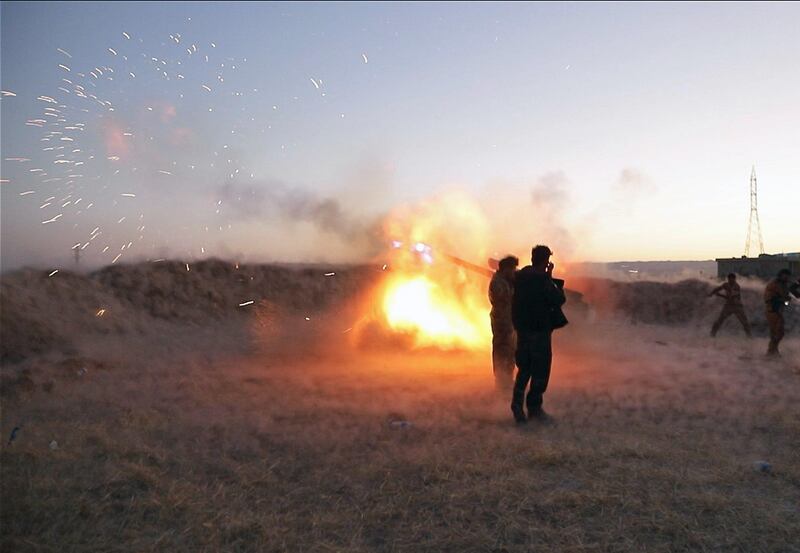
[2,2,798,269]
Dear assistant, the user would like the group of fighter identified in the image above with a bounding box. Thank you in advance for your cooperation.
[707,269,799,355]
[488,245,565,424]
[488,248,799,424]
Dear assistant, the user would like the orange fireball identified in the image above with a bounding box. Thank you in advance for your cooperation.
[382,274,490,349]
[369,192,499,350]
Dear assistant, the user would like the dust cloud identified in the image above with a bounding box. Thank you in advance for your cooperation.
[2,258,799,551]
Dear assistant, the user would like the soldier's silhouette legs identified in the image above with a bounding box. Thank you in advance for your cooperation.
[512,331,552,417]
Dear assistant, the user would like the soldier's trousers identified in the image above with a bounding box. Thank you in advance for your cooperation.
[512,331,552,414]
[711,304,751,336]
[767,312,784,355]
[491,319,516,385]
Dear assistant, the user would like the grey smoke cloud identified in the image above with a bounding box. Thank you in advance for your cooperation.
[216,180,385,254]
[614,168,656,198]
[486,167,656,263]
[529,171,576,258]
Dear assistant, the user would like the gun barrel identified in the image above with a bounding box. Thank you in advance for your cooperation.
[444,253,567,289]
[441,253,495,278]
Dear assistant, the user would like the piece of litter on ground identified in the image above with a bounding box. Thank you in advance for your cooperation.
[49,440,59,450]
[342,327,352,333]
[7,427,20,446]
[324,272,335,277]
[238,300,254,307]
[753,460,772,474]
[304,317,311,321]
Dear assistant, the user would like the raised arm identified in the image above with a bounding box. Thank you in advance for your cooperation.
[790,280,800,299]
[546,277,567,307]
[544,263,567,307]
[708,284,724,297]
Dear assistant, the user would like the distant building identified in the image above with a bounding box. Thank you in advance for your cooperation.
[716,253,800,279]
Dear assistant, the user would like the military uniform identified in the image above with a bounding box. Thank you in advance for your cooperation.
[511,268,566,417]
[764,278,791,355]
[710,281,751,337]
[489,271,516,385]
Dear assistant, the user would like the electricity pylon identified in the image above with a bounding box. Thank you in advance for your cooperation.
[744,165,764,257]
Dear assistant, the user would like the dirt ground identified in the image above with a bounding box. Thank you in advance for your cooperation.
[2,304,799,552]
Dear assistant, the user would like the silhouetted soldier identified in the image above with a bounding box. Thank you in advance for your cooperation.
[489,255,518,387]
[708,273,751,337]
[764,269,798,357]
[511,245,566,423]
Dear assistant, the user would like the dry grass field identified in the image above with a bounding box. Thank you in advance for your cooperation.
[2,262,799,552]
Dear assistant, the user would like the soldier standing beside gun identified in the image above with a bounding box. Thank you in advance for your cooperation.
[511,245,566,423]
[708,273,751,337]
[489,255,519,387]
[764,269,799,357]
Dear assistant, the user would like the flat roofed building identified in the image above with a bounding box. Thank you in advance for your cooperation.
[716,253,800,279]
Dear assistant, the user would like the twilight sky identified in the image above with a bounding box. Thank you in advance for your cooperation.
[1,1,798,270]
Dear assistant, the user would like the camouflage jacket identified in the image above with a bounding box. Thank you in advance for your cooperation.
[764,279,789,314]
[712,281,743,306]
[489,272,514,322]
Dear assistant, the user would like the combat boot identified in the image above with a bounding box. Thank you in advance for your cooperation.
[511,406,527,424]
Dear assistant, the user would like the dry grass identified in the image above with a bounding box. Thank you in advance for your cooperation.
[2,265,800,552]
